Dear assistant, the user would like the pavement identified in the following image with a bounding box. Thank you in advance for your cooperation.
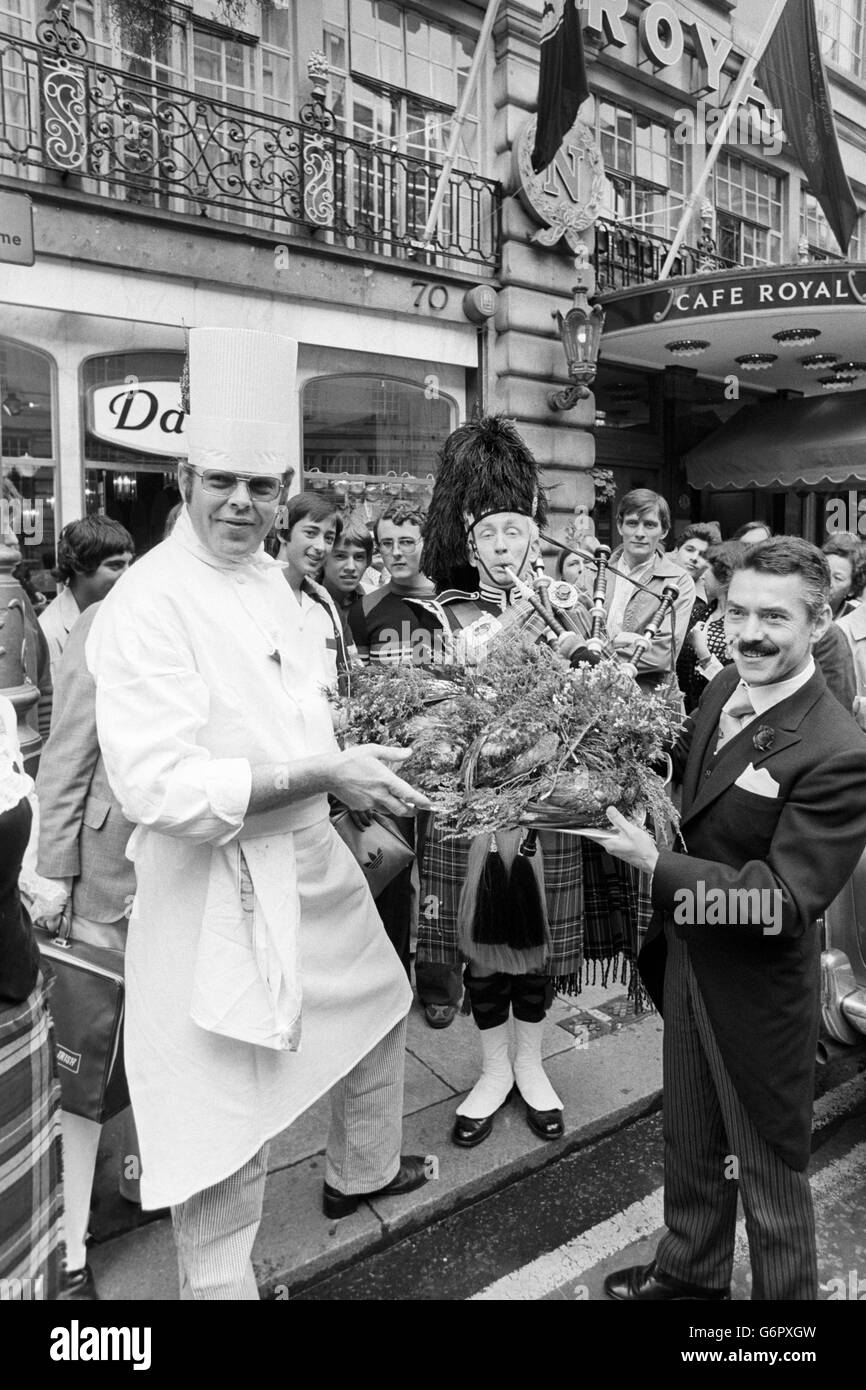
[85,975,665,1300]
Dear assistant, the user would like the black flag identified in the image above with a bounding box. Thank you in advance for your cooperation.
[531,0,589,175]
[758,0,858,254]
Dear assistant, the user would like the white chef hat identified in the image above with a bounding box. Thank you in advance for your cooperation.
[184,327,298,474]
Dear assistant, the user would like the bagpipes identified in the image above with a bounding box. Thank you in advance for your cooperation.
[496,536,682,701]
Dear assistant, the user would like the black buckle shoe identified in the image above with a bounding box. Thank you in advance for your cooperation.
[57,1264,99,1301]
[452,1112,494,1148]
[322,1154,430,1219]
[452,1087,514,1149]
[604,1261,730,1301]
[525,1104,564,1141]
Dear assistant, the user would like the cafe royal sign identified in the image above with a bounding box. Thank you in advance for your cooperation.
[601,267,866,333]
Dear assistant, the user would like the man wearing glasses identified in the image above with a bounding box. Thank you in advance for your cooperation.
[348,503,445,665]
[87,329,432,1299]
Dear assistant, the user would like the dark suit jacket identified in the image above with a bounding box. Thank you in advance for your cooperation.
[35,602,136,923]
[641,663,866,1170]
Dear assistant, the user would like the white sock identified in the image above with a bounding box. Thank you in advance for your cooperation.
[59,1111,102,1271]
[512,1018,562,1112]
[456,1022,514,1118]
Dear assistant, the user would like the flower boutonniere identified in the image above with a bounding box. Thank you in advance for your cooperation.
[753,725,775,753]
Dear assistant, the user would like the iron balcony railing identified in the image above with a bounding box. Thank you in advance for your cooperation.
[592,217,737,291]
[0,13,500,272]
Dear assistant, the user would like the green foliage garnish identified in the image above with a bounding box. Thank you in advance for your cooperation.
[338,642,683,837]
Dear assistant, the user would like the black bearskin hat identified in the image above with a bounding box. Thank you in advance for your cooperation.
[423,415,548,589]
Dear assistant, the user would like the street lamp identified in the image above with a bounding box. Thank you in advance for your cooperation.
[548,254,605,412]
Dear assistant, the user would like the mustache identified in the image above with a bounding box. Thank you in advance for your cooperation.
[735,641,779,658]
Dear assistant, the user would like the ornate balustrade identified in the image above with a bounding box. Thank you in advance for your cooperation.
[592,217,737,291]
[0,12,500,271]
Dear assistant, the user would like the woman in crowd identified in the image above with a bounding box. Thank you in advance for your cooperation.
[680,540,746,708]
[0,695,64,1299]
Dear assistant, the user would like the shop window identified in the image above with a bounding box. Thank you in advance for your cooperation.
[596,102,684,240]
[82,351,184,556]
[800,189,864,259]
[818,0,865,79]
[302,374,455,512]
[714,152,784,267]
[0,338,57,590]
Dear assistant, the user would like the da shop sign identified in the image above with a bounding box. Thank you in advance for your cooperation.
[87,381,187,457]
[602,267,866,332]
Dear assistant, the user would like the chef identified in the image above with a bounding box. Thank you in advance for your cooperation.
[87,328,431,1300]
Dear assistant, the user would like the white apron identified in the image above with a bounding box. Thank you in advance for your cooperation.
[126,816,409,1209]
[87,512,411,1209]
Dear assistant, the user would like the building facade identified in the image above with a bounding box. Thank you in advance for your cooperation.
[3,0,866,585]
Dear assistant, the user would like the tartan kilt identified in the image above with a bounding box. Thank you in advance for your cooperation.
[418,824,652,998]
[0,971,64,1298]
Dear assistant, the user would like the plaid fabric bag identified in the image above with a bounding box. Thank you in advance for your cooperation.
[0,972,64,1299]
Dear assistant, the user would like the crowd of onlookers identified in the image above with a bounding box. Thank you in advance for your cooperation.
[3,491,866,1300]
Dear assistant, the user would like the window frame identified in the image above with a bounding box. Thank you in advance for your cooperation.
[714,151,785,267]
[595,100,685,239]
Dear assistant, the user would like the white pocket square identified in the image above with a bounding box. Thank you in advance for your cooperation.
[735,762,780,798]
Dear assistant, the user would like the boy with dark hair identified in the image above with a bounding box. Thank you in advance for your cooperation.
[40,517,134,691]
[275,491,350,684]
[322,515,374,645]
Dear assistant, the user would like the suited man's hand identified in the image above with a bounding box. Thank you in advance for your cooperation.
[582,807,659,875]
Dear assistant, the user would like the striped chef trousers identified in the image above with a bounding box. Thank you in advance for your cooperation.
[654,923,817,1300]
[172,1016,407,1300]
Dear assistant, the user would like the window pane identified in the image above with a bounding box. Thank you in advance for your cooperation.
[353,32,378,77]
[302,374,454,481]
[428,21,452,68]
[194,32,222,90]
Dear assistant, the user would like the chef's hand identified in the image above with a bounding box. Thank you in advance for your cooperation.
[348,809,374,828]
[583,807,659,875]
[333,745,433,817]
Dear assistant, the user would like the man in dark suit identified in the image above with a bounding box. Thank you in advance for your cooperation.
[588,537,866,1301]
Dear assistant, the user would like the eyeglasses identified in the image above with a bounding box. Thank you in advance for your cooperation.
[378,538,419,553]
[186,466,289,502]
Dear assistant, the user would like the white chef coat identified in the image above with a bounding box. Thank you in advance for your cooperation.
[86,509,411,1208]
